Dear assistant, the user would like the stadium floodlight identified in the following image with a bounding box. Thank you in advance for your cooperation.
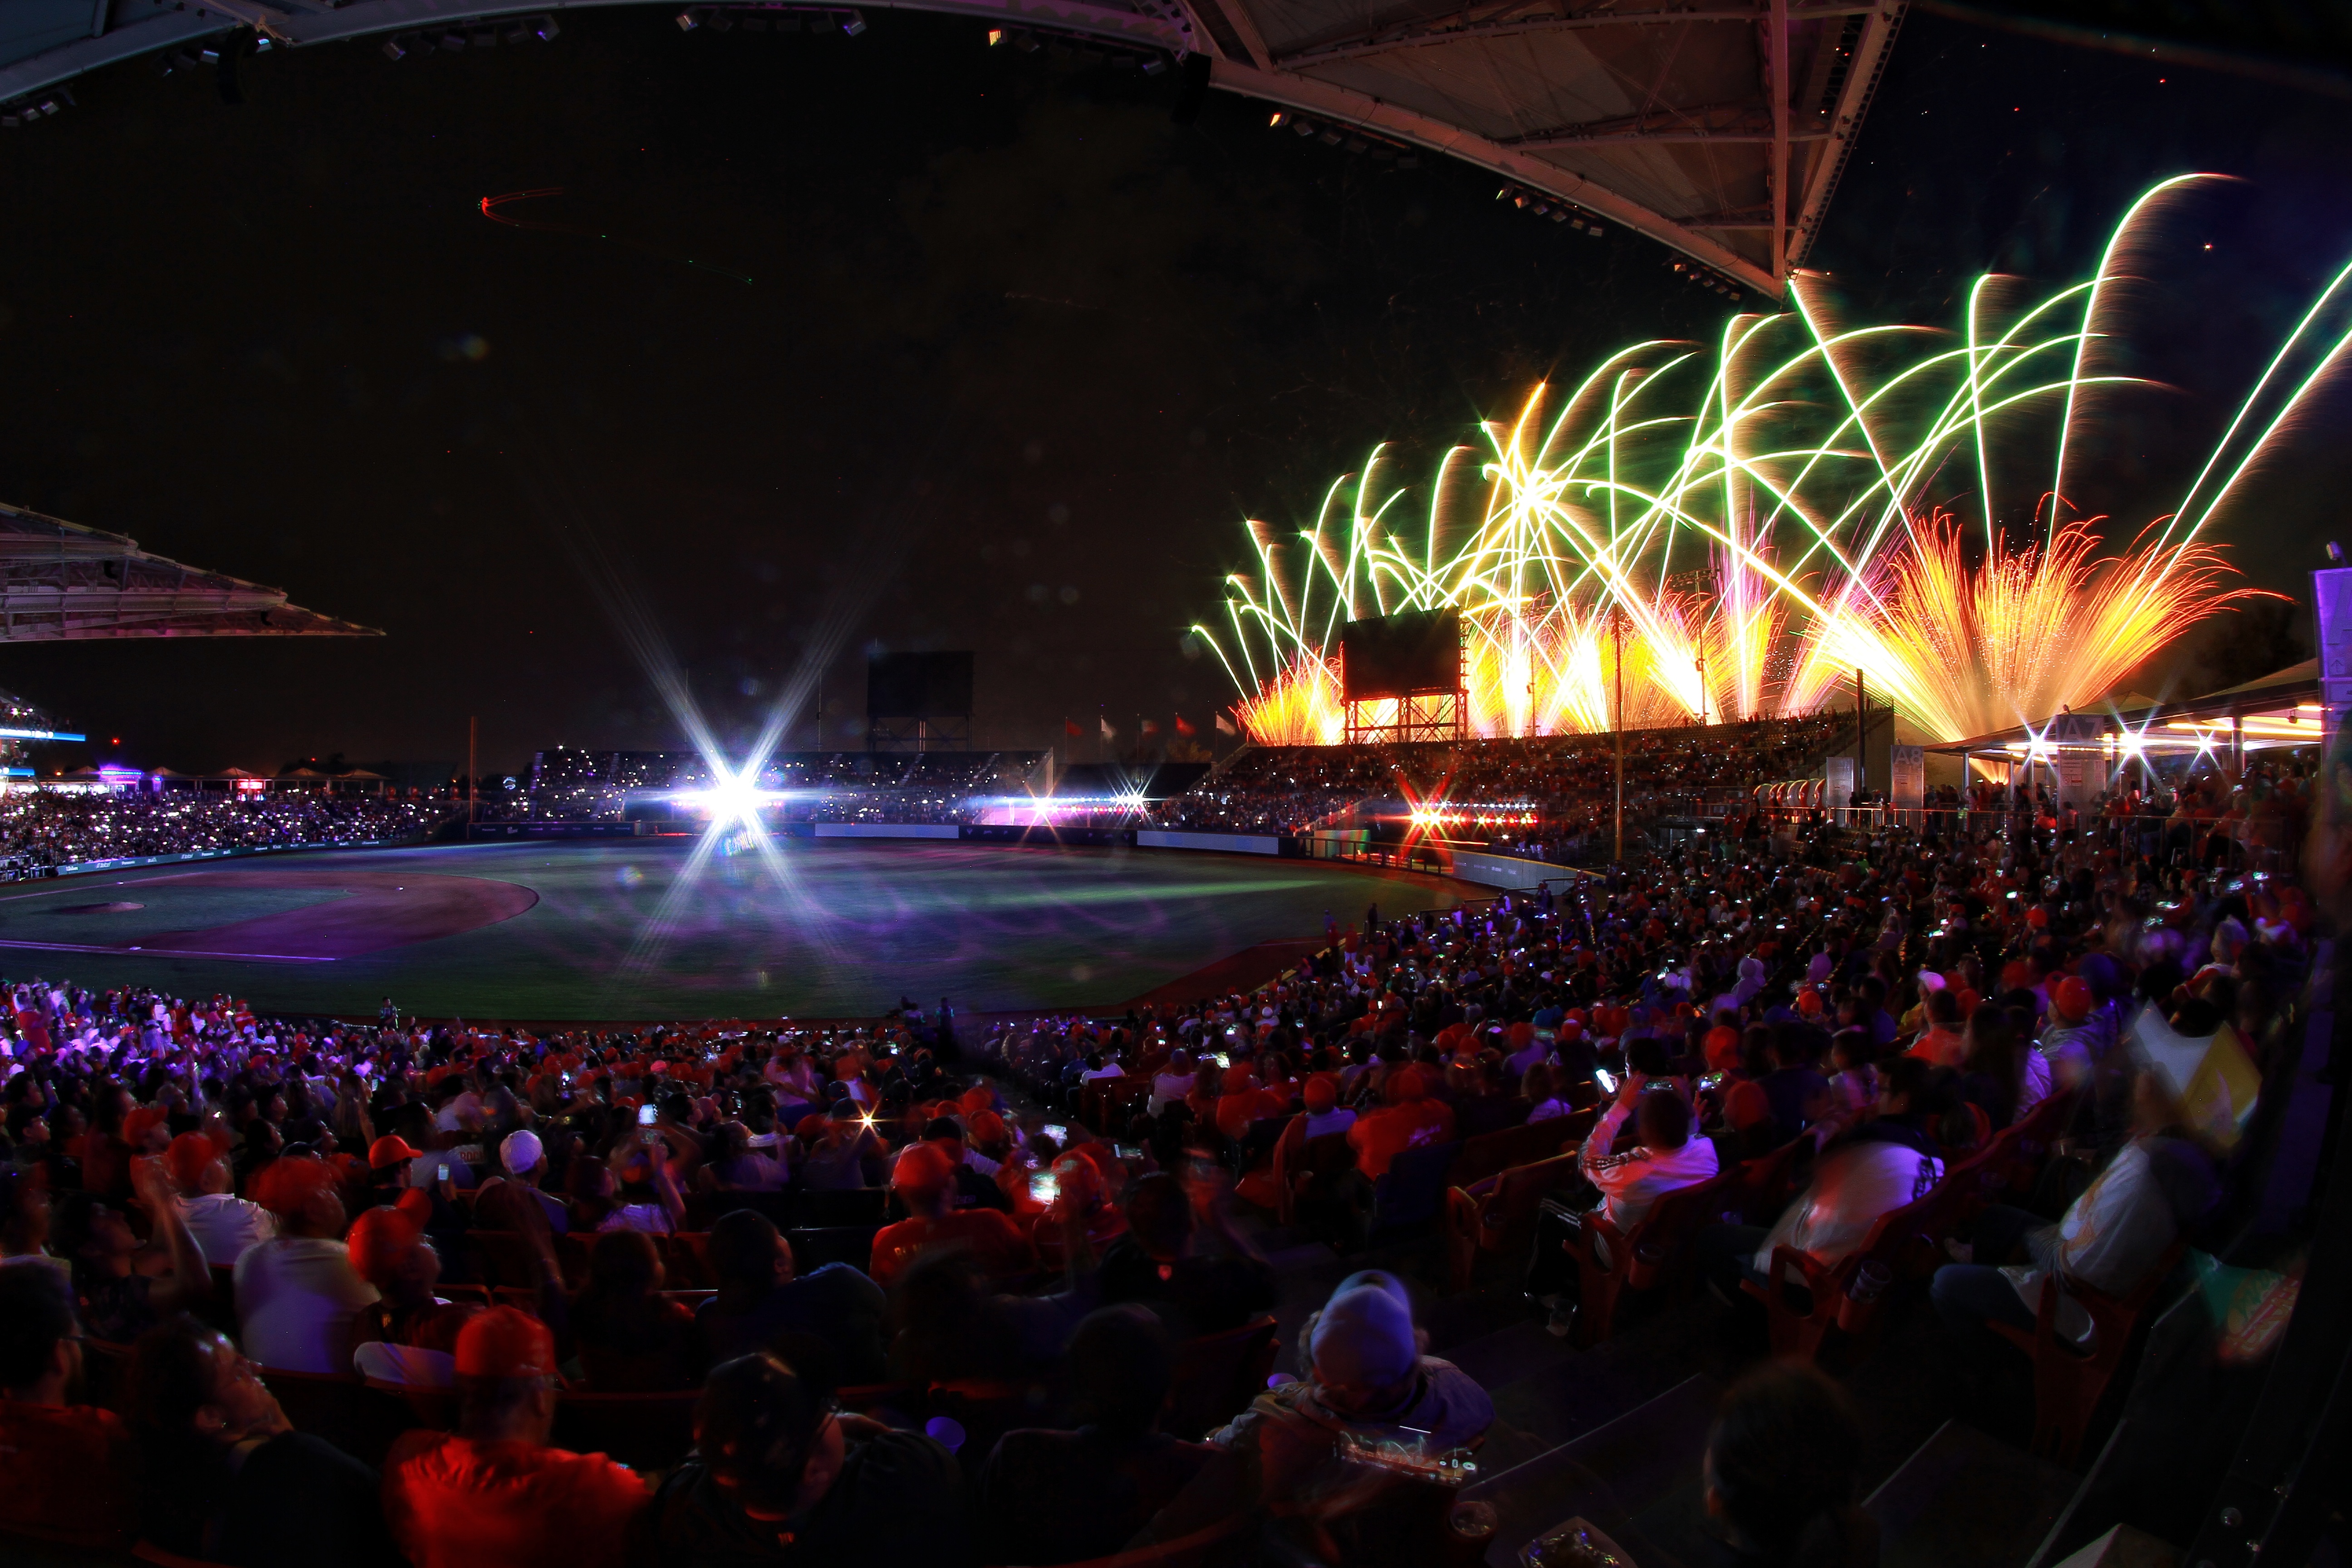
[533,15,560,40]
[676,8,705,30]
[380,35,407,60]
[841,10,867,35]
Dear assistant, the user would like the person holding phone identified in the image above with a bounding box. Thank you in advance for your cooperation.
[594,1129,686,1236]
[869,1143,1034,1290]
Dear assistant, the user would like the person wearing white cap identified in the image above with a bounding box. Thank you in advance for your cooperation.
[1207,1269,1492,1480]
[1132,1271,1493,1556]
[475,1129,567,1233]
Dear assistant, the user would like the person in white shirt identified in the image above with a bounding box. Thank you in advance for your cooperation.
[1578,1081,1720,1231]
[164,1131,276,1266]
[1301,1076,1357,1141]
[1149,1049,1196,1115]
[235,1157,379,1373]
[1699,1056,1947,1304]
[1530,1080,1718,1333]
[1932,1070,2212,1354]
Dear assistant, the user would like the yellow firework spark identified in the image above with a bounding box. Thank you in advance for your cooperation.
[1196,176,2352,744]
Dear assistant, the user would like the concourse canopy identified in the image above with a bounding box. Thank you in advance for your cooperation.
[0,503,378,642]
[0,0,1902,295]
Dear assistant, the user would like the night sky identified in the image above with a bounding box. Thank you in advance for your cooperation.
[0,6,2347,776]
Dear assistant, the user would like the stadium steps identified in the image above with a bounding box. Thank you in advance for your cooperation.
[1864,1420,2083,1568]
[1456,1370,1724,1566]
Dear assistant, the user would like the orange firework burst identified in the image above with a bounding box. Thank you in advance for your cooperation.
[1196,176,2352,745]
[1793,515,2264,740]
[1230,657,1343,746]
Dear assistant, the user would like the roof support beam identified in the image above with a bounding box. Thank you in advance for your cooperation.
[1769,0,1788,277]
[1787,2,1903,266]
[1274,1,1876,70]
[1210,56,1779,294]
[1189,0,1273,67]
[1503,98,1831,147]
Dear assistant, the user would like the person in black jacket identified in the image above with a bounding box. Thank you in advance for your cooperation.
[122,1313,400,1568]
[645,1351,966,1568]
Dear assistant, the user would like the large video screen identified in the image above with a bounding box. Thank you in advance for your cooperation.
[1339,609,1460,701]
[866,651,975,717]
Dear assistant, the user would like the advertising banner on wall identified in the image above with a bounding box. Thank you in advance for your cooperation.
[1889,745,1925,810]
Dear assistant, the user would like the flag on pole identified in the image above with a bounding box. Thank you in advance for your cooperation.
[1141,719,1161,736]
[1100,717,1116,740]
[1064,718,1083,737]
[1215,714,1238,736]
[1173,714,1196,737]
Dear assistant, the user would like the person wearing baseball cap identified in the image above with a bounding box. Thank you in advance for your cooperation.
[1164,1271,1491,1539]
[348,1205,482,1388]
[162,1130,276,1267]
[868,1142,1034,1290]
[235,1156,377,1375]
[474,1128,568,1234]
[382,1307,651,1568]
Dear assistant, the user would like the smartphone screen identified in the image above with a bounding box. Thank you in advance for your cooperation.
[1044,1123,1068,1143]
[436,1163,450,1183]
[1593,1068,1619,1094]
[1114,1144,1143,1160]
[1033,1171,1060,1204]
[637,1103,658,1127]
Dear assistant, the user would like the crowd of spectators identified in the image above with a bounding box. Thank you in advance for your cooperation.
[0,792,445,881]
[1149,713,1845,850]
[0,747,2323,1567]
[499,750,1046,828]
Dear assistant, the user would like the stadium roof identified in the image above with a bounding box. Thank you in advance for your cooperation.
[0,0,1903,295]
[0,502,381,641]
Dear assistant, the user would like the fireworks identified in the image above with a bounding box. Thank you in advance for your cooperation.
[1197,176,2352,745]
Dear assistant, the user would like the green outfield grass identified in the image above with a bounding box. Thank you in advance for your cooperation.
[0,839,1452,1021]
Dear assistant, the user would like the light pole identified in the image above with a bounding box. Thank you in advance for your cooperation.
[1612,608,1626,865]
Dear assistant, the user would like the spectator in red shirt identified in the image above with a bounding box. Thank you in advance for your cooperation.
[0,1262,137,1552]
[1213,1065,1286,1142]
[870,1142,1036,1290]
[1345,1066,1455,1181]
[382,1307,652,1568]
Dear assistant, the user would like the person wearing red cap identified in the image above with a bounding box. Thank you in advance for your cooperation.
[2037,974,2104,1093]
[1301,1075,1356,1140]
[1344,1065,1455,1182]
[163,1131,276,1267]
[869,1142,1034,1290]
[236,1156,378,1374]
[1213,1064,1285,1142]
[348,1205,483,1387]
[382,1307,652,1568]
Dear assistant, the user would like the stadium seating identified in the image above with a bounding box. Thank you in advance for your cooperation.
[1560,1164,1745,1348]
[1989,1241,2185,1463]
